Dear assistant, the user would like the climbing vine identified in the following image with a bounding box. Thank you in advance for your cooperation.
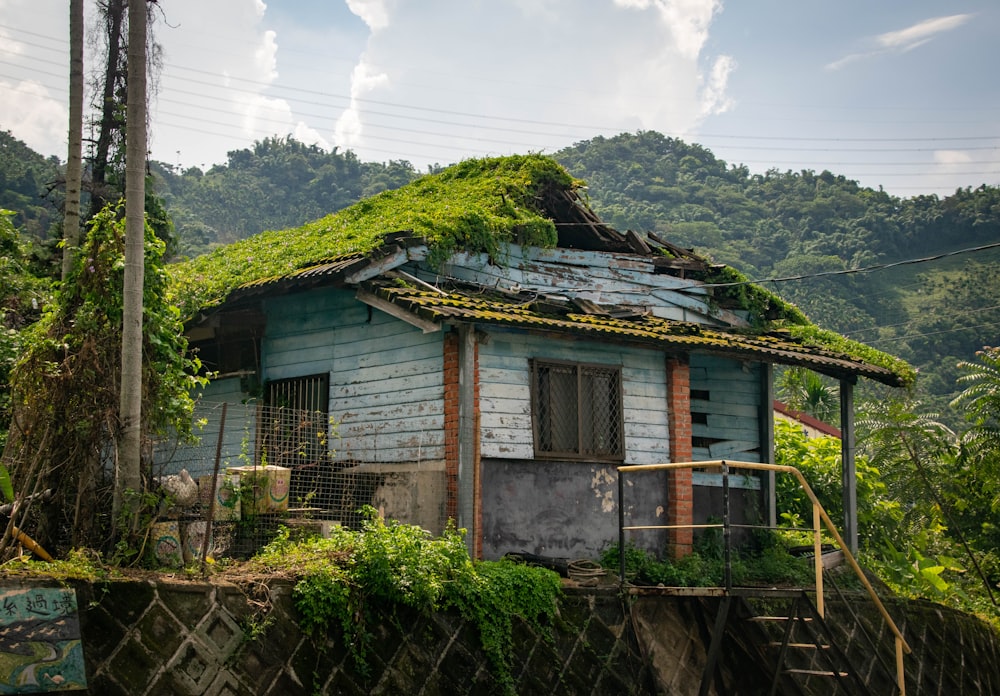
[1,203,205,558]
[249,509,561,693]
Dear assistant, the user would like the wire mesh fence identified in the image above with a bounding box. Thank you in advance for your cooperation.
[152,400,380,562]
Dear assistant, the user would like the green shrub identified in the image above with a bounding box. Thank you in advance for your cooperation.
[249,508,561,692]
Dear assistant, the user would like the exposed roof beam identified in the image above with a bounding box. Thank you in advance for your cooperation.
[356,288,441,334]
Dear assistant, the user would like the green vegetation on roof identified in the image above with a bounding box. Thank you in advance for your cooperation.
[702,265,914,386]
[165,152,912,386]
[702,265,809,327]
[167,154,577,318]
[784,324,917,388]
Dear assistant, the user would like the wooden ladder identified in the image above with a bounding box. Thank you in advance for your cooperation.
[748,592,871,696]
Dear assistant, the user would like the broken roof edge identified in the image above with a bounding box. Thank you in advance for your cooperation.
[368,283,909,388]
[683,264,915,388]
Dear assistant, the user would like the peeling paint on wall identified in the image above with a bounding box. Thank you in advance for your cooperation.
[591,467,618,514]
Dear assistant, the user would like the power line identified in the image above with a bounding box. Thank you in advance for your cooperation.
[867,320,1000,347]
[686,242,1000,290]
[845,304,1000,339]
[3,23,998,197]
[4,24,1000,147]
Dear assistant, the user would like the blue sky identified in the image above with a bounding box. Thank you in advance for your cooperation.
[1,0,997,197]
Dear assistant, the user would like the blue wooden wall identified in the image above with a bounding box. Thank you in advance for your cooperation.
[262,288,445,465]
[478,328,671,465]
[689,353,763,462]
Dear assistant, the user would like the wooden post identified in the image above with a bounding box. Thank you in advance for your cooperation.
[760,364,776,528]
[814,502,824,618]
[840,378,858,555]
[457,324,477,556]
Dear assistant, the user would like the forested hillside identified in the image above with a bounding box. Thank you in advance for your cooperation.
[152,136,422,258]
[552,131,1000,414]
[3,130,998,416]
[0,130,62,241]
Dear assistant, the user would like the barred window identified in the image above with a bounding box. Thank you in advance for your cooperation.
[262,373,330,468]
[531,359,624,461]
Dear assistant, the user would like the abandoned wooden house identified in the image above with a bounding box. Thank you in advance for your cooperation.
[161,155,911,561]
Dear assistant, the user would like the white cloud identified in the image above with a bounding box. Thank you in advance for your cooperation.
[149,0,323,164]
[614,0,722,60]
[0,27,25,58]
[0,0,734,170]
[346,0,391,32]
[334,58,390,149]
[329,0,732,167]
[876,14,972,51]
[700,55,735,117]
[0,80,67,158]
[828,13,973,71]
[254,30,279,82]
[934,150,973,166]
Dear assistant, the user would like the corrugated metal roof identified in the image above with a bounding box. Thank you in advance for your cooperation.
[232,252,372,297]
[371,284,904,386]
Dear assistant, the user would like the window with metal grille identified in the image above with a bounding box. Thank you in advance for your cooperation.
[261,373,330,469]
[531,359,624,460]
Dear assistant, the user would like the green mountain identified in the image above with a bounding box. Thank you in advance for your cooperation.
[551,131,1000,416]
[0,130,62,241]
[151,136,421,258]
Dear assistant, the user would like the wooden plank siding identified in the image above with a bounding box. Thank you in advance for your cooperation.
[478,329,671,464]
[430,244,749,328]
[689,353,763,467]
[154,378,258,478]
[261,288,446,465]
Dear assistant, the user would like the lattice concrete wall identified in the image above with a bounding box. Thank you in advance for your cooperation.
[13,578,999,696]
[72,580,663,696]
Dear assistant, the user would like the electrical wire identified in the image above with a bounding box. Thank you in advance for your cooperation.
[3,21,998,196]
[867,320,1000,347]
[683,242,1000,290]
[844,304,1000,339]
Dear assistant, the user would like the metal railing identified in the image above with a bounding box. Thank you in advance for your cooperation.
[617,459,911,696]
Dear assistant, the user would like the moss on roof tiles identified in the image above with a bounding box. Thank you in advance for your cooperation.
[167,154,577,318]
[379,285,914,387]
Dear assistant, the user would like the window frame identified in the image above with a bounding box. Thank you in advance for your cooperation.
[260,373,331,469]
[530,358,625,462]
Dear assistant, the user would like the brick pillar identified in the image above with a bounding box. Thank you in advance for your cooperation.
[472,339,481,560]
[444,333,460,523]
[444,329,482,558]
[666,356,693,557]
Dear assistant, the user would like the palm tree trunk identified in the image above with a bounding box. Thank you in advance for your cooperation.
[115,0,146,527]
[61,0,84,281]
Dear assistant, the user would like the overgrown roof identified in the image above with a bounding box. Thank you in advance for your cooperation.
[167,154,914,387]
[168,155,584,318]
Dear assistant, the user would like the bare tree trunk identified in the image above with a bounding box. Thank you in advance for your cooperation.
[115,0,146,527]
[61,0,84,281]
[90,0,127,217]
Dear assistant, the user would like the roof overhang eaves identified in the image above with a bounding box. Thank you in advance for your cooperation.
[373,285,905,387]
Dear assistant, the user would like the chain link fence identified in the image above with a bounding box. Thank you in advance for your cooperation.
[152,400,380,562]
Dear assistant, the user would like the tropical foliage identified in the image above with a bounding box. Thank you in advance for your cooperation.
[0,131,62,243]
[1,205,203,556]
[249,510,561,693]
